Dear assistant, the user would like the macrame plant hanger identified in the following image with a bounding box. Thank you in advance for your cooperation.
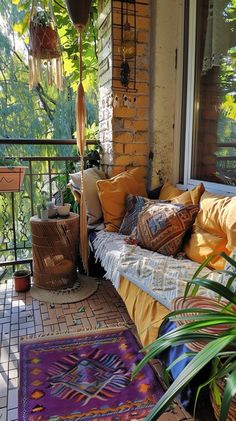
[29,0,63,89]
[65,0,92,275]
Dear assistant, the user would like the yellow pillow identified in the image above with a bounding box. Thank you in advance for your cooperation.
[97,167,147,232]
[184,191,236,269]
[171,183,205,205]
[159,182,205,205]
[159,182,184,200]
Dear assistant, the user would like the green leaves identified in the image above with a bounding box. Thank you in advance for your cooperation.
[133,250,236,420]
[143,336,236,421]
[220,370,236,421]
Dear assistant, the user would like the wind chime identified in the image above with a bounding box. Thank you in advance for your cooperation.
[120,0,136,88]
[29,0,63,89]
[65,0,92,275]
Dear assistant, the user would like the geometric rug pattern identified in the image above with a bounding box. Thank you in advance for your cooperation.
[19,328,164,420]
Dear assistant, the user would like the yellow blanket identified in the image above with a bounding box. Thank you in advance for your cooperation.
[118,275,170,347]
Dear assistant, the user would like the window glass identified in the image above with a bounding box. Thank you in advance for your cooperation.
[192,0,236,185]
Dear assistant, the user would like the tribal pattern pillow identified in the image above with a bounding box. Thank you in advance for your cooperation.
[119,195,146,235]
[135,202,199,256]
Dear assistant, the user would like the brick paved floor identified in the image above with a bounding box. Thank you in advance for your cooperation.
[0,277,194,421]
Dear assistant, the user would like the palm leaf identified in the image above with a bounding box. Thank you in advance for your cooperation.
[186,279,236,304]
[143,335,235,421]
[219,369,236,421]
[166,352,195,372]
[185,251,236,298]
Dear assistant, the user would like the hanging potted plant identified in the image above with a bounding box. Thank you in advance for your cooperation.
[28,1,63,90]
[0,158,28,193]
[30,8,59,58]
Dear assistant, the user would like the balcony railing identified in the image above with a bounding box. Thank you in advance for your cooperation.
[0,139,96,279]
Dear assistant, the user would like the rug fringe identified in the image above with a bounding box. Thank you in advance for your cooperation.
[20,322,134,343]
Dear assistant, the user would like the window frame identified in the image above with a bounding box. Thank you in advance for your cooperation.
[182,0,236,195]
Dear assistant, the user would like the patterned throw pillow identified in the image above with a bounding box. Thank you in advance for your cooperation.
[134,202,199,256]
[119,195,146,235]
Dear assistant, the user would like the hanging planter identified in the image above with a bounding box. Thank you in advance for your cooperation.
[0,164,27,193]
[29,1,63,90]
[65,0,92,30]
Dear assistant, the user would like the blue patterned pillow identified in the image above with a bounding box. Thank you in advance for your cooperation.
[119,195,146,235]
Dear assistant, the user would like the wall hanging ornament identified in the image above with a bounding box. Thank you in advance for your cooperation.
[65,0,92,275]
[29,0,63,90]
[119,0,136,88]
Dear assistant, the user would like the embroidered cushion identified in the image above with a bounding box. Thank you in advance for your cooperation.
[119,195,147,235]
[134,202,199,256]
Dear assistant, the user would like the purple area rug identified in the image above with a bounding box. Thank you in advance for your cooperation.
[19,327,164,420]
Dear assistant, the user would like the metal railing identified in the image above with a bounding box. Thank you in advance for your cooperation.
[0,139,96,277]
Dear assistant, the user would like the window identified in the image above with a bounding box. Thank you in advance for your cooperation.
[183,0,236,193]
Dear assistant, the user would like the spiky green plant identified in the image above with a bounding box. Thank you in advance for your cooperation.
[133,251,236,421]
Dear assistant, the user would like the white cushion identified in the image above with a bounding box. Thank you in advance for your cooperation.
[70,167,106,227]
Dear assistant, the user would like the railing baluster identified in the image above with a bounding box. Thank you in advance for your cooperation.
[0,139,97,274]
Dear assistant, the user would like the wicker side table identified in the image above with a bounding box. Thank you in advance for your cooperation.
[30,213,79,290]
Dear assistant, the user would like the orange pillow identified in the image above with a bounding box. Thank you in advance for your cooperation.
[159,182,184,200]
[184,191,236,269]
[159,182,205,205]
[97,167,147,232]
[171,183,205,205]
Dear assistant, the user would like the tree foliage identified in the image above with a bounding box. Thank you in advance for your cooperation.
[0,0,98,141]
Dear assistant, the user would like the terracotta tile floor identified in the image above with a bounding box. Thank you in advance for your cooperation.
[0,277,193,421]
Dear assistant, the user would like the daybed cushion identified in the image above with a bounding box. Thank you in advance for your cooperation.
[184,191,236,269]
[159,182,184,200]
[119,195,147,235]
[159,182,205,205]
[97,167,147,232]
[70,167,106,227]
[134,202,199,256]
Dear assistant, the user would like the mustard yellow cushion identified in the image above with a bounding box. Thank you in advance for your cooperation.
[159,182,184,200]
[97,167,147,232]
[184,191,236,269]
[171,183,205,205]
[159,182,205,205]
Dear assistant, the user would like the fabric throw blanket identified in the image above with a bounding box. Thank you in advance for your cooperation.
[93,231,218,310]
[93,231,126,287]
[117,244,208,309]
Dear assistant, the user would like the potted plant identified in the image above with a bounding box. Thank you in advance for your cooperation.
[133,250,236,421]
[0,158,28,193]
[13,269,31,292]
[53,175,71,217]
[30,7,59,58]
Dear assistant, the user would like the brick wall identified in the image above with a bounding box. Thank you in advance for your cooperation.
[98,0,150,177]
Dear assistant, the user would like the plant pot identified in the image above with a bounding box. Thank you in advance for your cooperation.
[40,209,48,221]
[30,23,59,58]
[0,166,27,192]
[210,379,236,421]
[48,207,58,218]
[13,270,31,292]
[65,0,92,29]
[57,204,70,217]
